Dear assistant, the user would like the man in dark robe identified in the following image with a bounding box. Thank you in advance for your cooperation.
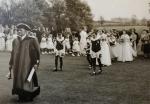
[9,23,40,102]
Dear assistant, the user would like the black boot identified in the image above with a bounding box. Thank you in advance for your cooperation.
[60,57,63,71]
[90,58,96,76]
[97,58,102,74]
[53,56,58,72]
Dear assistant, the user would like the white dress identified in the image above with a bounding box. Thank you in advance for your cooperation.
[79,30,88,54]
[40,37,47,49]
[117,34,133,62]
[47,37,54,49]
[130,34,137,57]
[109,35,118,58]
[100,33,111,66]
[64,38,71,49]
[73,40,80,52]
[0,33,5,51]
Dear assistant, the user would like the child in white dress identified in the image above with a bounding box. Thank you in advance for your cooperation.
[47,34,54,54]
[72,37,80,56]
[40,33,47,54]
[64,35,71,54]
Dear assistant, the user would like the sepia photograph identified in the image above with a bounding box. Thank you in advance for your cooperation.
[0,0,150,104]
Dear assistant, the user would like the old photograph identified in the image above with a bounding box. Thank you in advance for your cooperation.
[0,0,150,103]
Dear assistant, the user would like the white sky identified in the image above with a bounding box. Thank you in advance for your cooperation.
[0,0,149,20]
[83,0,150,20]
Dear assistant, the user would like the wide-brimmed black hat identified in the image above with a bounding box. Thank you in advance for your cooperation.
[16,23,31,31]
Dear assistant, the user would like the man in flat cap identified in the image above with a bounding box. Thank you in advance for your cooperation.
[8,23,40,102]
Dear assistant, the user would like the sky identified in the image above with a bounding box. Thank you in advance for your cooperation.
[0,0,149,20]
[83,0,150,20]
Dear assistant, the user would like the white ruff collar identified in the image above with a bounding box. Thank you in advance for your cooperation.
[57,37,64,41]
[91,37,98,41]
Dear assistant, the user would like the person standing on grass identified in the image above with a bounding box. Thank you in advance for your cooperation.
[40,33,47,54]
[117,30,134,62]
[90,32,102,75]
[100,30,111,66]
[53,33,65,71]
[8,23,40,102]
[64,34,71,55]
[141,30,150,58]
[47,33,54,54]
[130,29,138,57]
[79,27,88,55]
[86,35,92,69]
[72,37,80,56]
[108,32,118,61]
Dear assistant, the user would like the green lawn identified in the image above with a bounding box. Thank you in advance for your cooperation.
[0,52,150,104]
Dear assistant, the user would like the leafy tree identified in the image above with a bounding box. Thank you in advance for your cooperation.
[0,0,42,27]
[65,0,93,31]
[0,0,93,31]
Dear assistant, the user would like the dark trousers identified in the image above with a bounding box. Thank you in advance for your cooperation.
[55,56,63,69]
[87,54,92,66]
[91,58,102,71]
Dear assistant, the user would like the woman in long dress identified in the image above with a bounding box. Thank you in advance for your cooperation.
[117,30,133,62]
[100,31,111,66]
[130,30,137,57]
[137,30,148,56]
[79,27,88,55]
[72,37,80,56]
[140,30,150,58]
[108,33,118,60]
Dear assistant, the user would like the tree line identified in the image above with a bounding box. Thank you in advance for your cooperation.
[0,0,93,31]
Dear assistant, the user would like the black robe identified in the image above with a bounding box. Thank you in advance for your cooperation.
[9,36,40,99]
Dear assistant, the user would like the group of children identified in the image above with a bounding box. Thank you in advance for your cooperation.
[0,24,150,75]
[49,28,150,75]
[40,32,81,56]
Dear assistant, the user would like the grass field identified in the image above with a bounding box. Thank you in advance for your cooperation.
[98,25,149,34]
[0,52,150,104]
